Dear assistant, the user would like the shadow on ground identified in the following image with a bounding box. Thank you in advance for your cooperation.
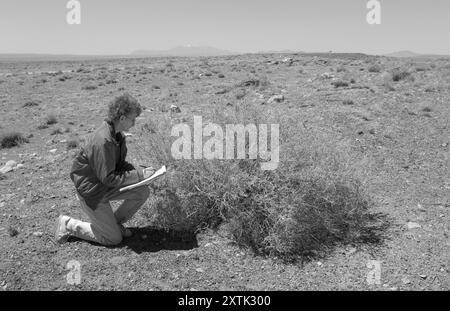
[66,226,198,253]
[122,226,198,254]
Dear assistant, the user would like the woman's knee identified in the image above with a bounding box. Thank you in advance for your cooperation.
[102,230,123,246]
[135,186,150,201]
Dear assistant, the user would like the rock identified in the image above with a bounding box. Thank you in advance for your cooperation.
[282,57,293,64]
[170,104,181,113]
[0,160,17,174]
[407,222,421,230]
[419,274,427,279]
[16,164,24,169]
[317,261,323,266]
[401,277,411,284]
[320,72,334,79]
[49,149,57,154]
[195,268,204,273]
[32,231,43,237]
[268,95,284,104]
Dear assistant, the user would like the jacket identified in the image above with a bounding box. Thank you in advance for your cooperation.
[70,120,143,209]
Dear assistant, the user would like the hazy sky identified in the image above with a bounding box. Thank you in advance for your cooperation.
[0,0,449,55]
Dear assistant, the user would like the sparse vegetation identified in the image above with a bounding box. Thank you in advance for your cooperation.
[22,101,39,107]
[82,84,98,90]
[332,81,349,88]
[368,64,382,73]
[37,124,49,130]
[0,132,29,148]
[66,139,79,150]
[51,128,63,135]
[135,104,385,261]
[343,99,354,105]
[391,68,413,82]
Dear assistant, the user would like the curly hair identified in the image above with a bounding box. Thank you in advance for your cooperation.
[107,93,142,122]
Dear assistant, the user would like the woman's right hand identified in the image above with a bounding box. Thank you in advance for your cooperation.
[142,167,155,179]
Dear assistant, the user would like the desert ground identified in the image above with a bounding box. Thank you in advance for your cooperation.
[0,52,449,290]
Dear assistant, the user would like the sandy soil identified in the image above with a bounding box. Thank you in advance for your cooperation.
[0,53,448,290]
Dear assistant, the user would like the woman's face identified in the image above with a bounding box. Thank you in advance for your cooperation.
[120,111,138,131]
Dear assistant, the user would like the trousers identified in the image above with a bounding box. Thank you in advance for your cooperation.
[64,186,150,245]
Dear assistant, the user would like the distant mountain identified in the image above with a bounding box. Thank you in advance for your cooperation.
[385,50,450,58]
[131,45,237,57]
[256,49,300,54]
[385,51,422,58]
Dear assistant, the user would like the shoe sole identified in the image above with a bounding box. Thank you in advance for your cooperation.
[54,215,68,244]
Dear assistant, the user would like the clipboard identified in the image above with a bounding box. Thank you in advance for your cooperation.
[119,165,167,192]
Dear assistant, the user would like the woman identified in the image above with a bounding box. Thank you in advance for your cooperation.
[54,93,154,246]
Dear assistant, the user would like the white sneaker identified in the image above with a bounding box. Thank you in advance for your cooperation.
[118,224,133,238]
[54,215,71,244]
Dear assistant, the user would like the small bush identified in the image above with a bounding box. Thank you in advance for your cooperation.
[391,69,412,82]
[368,65,381,73]
[46,114,58,125]
[7,226,19,237]
[37,124,49,130]
[343,99,354,105]
[51,128,63,135]
[332,81,349,88]
[82,85,97,90]
[67,139,79,150]
[22,101,39,108]
[336,66,347,73]
[1,132,29,148]
[135,104,388,261]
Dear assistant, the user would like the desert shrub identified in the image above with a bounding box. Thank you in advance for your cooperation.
[22,101,39,108]
[336,66,347,73]
[332,81,349,88]
[82,84,97,90]
[368,65,382,73]
[37,124,49,130]
[343,99,354,105]
[391,68,413,82]
[46,114,58,125]
[66,139,79,150]
[1,132,29,148]
[134,104,387,261]
[51,128,63,135]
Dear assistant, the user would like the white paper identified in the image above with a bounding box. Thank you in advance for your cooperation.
[119,165,166,192]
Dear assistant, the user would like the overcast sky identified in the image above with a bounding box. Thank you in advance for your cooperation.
[0,0,449,55]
